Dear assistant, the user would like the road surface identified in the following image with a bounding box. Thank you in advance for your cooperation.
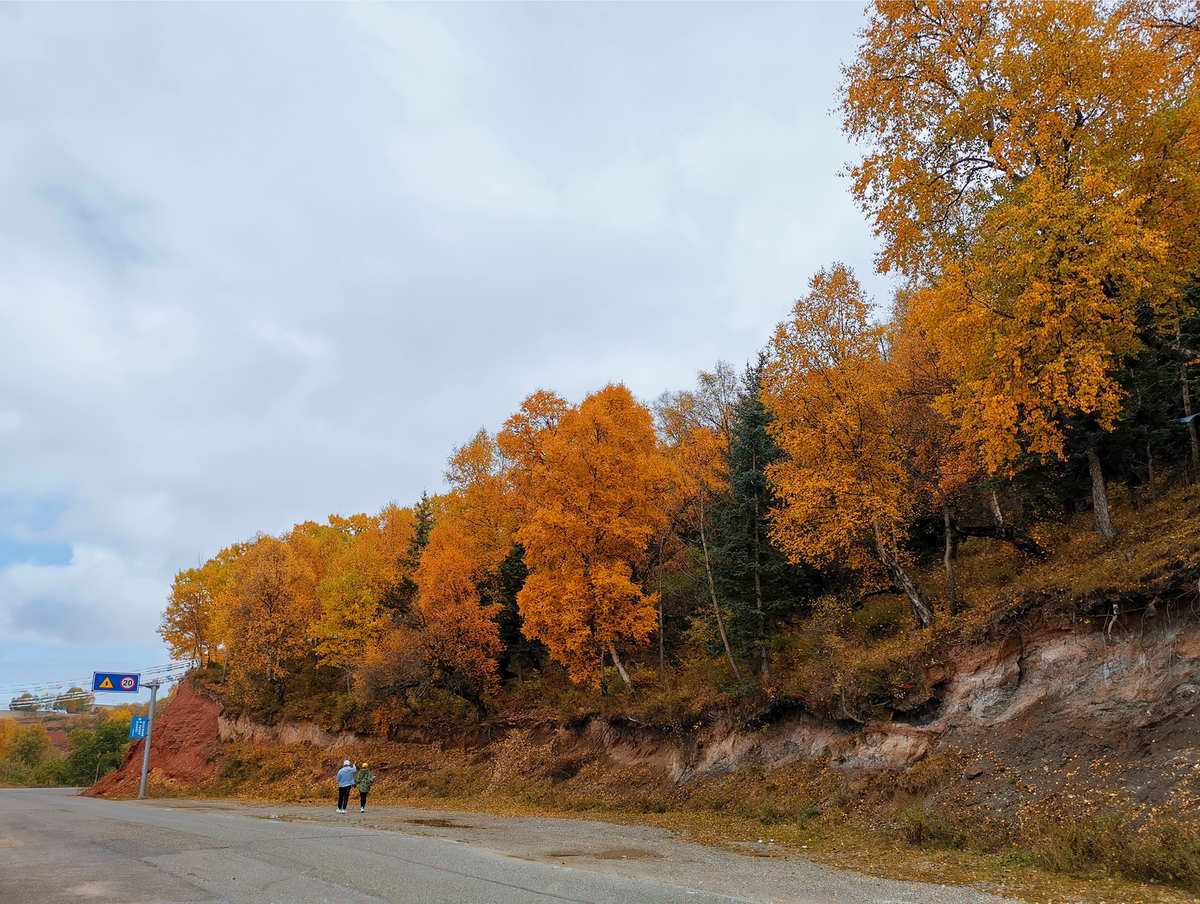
[0,788,1012,903]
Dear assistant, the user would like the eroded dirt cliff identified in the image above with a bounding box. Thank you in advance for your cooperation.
[88,676,221,796]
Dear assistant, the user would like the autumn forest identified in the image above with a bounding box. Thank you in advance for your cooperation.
[161,1,1200,735]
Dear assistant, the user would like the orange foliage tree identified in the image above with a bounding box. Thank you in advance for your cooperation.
[409,430,512,703]
[497,389,569,522]
[516,384,677,688]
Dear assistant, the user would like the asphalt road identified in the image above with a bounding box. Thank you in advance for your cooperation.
[0,788,1012,903]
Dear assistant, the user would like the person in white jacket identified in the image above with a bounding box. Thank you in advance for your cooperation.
[335,759,356,813]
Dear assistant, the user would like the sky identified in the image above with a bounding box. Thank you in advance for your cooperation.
[0,2,890,704]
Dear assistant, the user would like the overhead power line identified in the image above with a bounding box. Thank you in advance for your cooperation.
[0,661,193,692]
[3,660,196,708]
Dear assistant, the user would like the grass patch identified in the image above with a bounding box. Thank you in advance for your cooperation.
[896,804,967,849]
[1028,811,1200,893]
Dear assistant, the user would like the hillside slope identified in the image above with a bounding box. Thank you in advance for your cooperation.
[92,490,1200,901]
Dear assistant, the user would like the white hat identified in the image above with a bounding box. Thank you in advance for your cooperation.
[343,759,351,766]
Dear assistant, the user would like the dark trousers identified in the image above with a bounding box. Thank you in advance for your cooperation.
[337,785,352,810]
[359,790,369,811]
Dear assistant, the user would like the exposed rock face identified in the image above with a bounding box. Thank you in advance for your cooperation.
[616,619,1200,807]
[218,714,359,749]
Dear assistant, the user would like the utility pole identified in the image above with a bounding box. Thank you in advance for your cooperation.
[137,680,162,800]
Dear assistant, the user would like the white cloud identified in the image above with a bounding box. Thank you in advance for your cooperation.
[0,544,162,644]
[0,3,881,685]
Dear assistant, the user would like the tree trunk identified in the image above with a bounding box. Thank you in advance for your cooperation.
[989,489,1005,530]
[873,519,934,628]
[751,490,768,678]
[1086,446,1117,541]
[651,536,666,683]
[698,487,741,680]
[607,643,632,689]
[1183,362,1199,483]
[943,504,960,616]
[657,595,665,683]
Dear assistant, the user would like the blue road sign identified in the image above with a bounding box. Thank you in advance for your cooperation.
[129,716,149,740]
[92,671,140,693]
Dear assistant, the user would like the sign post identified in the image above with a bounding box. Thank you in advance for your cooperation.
[91,668,157,798]
[137,680,161,800]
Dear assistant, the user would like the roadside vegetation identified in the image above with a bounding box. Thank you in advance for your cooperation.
[0,709,141,788]
[162,483,1200,902]
[191,694,1200,904]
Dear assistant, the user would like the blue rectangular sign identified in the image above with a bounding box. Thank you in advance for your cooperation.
[129,716,148,740]
[92,671,140,693]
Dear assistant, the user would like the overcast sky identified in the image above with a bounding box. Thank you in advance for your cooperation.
[0,2,889,701]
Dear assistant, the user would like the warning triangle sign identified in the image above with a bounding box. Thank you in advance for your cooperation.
[98,677,114,689]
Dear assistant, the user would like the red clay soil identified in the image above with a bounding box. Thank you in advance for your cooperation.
[88,676,221,797]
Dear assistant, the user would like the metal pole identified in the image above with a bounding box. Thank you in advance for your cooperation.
[137,680,161,800]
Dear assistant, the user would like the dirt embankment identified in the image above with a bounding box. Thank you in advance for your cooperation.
[88,677,221,796]
[453,617,1200,822]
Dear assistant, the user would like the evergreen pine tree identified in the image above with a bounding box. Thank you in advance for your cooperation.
[384,491,435,615]
[482,543,542,680]
[711,353,820,674]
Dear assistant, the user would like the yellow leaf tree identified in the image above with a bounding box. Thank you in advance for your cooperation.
[764,264,935,627]
[225,535,317,706]
[160,568,216,666]
[655,388,741,678]
[310,509,414,691]
[842,0,1199,539]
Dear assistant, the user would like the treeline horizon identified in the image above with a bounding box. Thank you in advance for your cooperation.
[160,1,1200,727]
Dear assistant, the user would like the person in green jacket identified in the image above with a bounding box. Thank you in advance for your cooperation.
[355,762,375,813]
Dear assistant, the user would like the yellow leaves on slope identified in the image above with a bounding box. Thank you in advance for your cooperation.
[763,264,904,570]
[843,0,1196,280]
[912,171,1172,471]
[842,0,1198,475]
